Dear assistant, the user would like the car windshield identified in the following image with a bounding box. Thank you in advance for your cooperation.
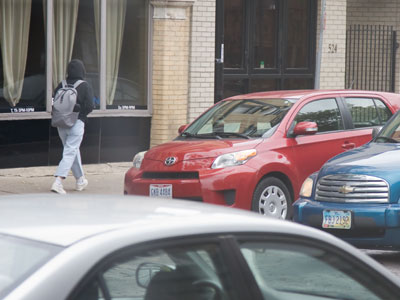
[374,112,400,143]
[0,234,61,298]
[180,98,296,139]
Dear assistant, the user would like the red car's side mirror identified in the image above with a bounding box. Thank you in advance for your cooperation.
[372,126,382,139]
[178,124,188,134]
[293,121,318,136]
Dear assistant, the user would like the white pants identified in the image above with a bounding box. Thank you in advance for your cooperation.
[55,120,85,179]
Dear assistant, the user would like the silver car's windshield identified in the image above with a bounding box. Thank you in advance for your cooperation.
[374,112,400,143]
[180,98,296,139]
[0,234,61,298]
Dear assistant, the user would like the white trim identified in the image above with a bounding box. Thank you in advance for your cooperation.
[153,7,186,19]
[46,0,53,112]
[151,0,196,8]
[90,110,152,117]
[100,0,107,110]
[0,110,151,121]
[148,2,153,116]
[151,0,195,19]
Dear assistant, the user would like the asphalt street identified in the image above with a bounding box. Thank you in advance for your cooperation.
[0,162,132,195]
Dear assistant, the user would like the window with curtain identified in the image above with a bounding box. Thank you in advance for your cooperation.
[0,0,149,114]
[71,0,99,108]
[0,0,46,113]
[104,0,148,110]
[58,0,148,111]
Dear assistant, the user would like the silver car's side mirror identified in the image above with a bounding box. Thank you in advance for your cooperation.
[135,262,174,288]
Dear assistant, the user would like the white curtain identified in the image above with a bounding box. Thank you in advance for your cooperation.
[94,0,127,105]
[0,0,32,107]
[51,0,79,88]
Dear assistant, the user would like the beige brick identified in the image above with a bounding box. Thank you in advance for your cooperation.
[317,0,346,89]
[150,6,193,148]
[188,0,215,122]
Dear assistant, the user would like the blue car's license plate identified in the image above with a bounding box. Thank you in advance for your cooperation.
[322,210,351,229]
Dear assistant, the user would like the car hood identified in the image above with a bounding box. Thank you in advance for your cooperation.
[320,143,400,182]
[144,139,263,162]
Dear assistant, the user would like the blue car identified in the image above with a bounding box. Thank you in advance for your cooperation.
[293,110,400,249]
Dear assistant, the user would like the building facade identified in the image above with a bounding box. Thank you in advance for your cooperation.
[0,0,399,168]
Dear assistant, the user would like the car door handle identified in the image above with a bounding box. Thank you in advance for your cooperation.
[342,142,356,150]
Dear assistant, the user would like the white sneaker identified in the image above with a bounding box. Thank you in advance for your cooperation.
[51,181,66,194]
[76,178,88,191]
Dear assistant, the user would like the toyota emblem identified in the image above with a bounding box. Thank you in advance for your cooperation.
[164,157,177,166]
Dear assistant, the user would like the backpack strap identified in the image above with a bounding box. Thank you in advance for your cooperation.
[73,80,85,89]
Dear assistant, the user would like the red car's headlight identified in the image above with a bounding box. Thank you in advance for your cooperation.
[211,149,257,169]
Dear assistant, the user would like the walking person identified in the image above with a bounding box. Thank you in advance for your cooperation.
[51,59,94,194]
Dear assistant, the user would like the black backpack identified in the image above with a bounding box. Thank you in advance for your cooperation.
[51,80,84,128]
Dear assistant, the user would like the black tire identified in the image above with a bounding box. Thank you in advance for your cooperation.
[251,177,293,220]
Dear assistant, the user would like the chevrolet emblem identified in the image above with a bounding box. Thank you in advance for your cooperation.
[338,185,354,194]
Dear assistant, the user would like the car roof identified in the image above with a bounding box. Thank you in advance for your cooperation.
[224,89,400,102]
[4,194,400,292]
[0,194,347,248]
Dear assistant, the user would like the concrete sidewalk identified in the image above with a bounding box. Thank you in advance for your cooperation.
[0,162,132,195]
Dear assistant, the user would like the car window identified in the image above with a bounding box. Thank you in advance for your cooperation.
[374,99,392,123]
[71,243,237,300]
[182,98,295,138]
[239,241,393,300]
[0,235,61,299]
[375,110,400,142]
[344,97,392,128]
[293,98,344,133]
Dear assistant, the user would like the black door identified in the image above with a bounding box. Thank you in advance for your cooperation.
[215,0,317,102]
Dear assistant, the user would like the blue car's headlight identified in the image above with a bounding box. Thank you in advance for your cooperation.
[299,172,319,198]
[299,177,314,198]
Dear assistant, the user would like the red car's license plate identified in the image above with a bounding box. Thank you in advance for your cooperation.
[149,184,172,198]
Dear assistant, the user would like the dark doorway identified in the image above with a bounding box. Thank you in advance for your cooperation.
[215,0,317,102]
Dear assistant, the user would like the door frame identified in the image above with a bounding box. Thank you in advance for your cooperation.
[215,0,317,102]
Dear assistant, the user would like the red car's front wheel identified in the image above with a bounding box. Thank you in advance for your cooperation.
[252,177,292,220]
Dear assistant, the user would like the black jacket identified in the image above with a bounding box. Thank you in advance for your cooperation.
[53,59,94,123]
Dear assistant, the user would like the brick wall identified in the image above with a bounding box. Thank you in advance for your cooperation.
[347,0,399,25]
[317,0,347,89]
[150,1,194,147]
[188,0,216,122]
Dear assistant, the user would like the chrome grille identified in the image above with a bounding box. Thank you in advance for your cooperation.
[315,174,389,203]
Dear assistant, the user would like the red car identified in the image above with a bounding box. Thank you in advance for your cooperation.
[125,90,400,219]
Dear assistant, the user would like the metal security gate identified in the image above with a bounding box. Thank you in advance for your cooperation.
[346,25,397,92]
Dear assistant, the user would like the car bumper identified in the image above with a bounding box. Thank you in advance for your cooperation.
[124,166,258,210]
[293,198,400,249]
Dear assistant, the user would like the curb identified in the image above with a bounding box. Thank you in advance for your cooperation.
[0,162,132,178]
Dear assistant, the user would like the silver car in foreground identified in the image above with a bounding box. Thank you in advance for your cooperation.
[1,194,400,300]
